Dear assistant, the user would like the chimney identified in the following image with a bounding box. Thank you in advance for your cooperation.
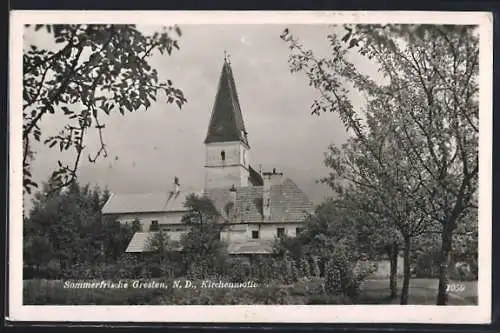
[224,184,237,219]
[262,168,284,220]
[229,184,237,204]
[170,176,180,198]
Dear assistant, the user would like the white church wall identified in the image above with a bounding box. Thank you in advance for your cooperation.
[221,224,248,243]
[205,165,249,188]
[205,141,250,188]
[222,222,303,242]
[205,141,242,166]
[114,211,185,232]
[240,144,250,168]
[162,230,190,242]
[253,223,302,240]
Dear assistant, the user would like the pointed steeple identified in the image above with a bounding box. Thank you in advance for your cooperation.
[204,55,249,146]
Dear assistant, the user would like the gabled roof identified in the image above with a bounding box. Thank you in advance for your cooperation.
[125,232,183,253]
[125,232,154,252]
[204,178,314,224]
[101,189,202,214]
[204,59,249,146]
[101,178,313,225]
[125,231,274,254]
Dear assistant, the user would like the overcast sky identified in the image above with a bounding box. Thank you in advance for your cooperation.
[24,24,380,206]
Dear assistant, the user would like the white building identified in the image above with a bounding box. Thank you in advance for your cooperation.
[101,57,315,255]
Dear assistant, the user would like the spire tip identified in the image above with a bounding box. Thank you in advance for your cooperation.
[224,50,231,65]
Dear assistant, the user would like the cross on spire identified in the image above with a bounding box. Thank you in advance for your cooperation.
[224,50,231,64]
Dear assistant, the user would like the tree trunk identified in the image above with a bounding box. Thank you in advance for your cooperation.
[400,236,411,305]
[389,242,399,299]
[436,225,453,305]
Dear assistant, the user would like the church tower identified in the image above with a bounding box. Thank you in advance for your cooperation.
[204,56,252,189]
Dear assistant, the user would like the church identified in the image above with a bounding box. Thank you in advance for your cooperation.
[101,57,315,255]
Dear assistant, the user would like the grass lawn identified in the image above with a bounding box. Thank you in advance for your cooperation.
[358,278,478,305]
[23,278,478,305]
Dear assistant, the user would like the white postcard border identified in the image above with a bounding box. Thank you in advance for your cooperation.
[8,10,493,324]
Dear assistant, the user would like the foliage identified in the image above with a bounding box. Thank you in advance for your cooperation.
[99,217,138,263]
[273,199,375,297]
[321,117,432,304]
[24,179,135,278]
[225,258,252,282]
[281,24,479,305]
[410,230,439,278]
[23,24,187,193]
[180,194,229,277]
[145,230,183,278]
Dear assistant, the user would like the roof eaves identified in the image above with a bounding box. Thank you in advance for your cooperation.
[100,192,115,214]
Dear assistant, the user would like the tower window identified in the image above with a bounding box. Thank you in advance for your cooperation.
[221,150,226,161]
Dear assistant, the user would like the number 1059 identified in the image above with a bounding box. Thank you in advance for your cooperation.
[446,283,466,292]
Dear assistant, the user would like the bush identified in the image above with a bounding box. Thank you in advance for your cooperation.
[413,245,441,278]
[449,262,477,281]
[312,256,321,278]
[324,254,373,300]
[299,258,311,278]
[225,258,252,282]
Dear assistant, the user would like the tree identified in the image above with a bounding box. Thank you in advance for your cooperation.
[322,110,433,304]
[24,179,133,277]
[180,194,229,277]
[23,24,187,194]
[25,180,101,274]
[281,24,478,305]
[146,230,181,278]
[99,216,138,263]
[23,215,53,275]
[340,191,402,299]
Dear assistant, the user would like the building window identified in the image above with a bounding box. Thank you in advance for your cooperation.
[221,150,226,161]
[252,230,259,239]
[175,227,185,232]
[277,227,285,238]
[149,220,159,231]
[296,227,303,235]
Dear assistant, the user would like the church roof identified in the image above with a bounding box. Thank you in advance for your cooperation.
[204,178,314,224]
[204,59,249,146]
[101,189,201,214]
[102,178,314,224]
